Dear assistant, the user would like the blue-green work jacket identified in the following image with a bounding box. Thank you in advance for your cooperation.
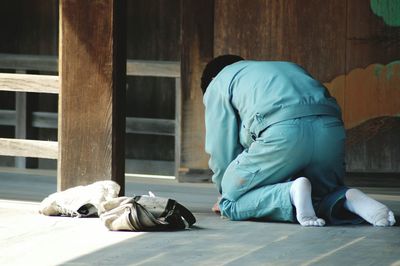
[203,60,342,192]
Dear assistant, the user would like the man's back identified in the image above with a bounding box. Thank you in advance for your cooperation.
[204,60,342,149]
[206,60,339,124]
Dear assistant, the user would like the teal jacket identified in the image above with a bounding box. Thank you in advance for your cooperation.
[203,60,342,192]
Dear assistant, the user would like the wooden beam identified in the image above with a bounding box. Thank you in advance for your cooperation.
[0,73,58,94]
[0,110,176,136]
[126,60,180,77]
[58,0,126,192]
[0,110,15,126]
[126,117,175,136]
[31,111,58,129]
[179,0,214,182]
[0,138,58,159]
[0,53,58,72]
[0,53,180,78]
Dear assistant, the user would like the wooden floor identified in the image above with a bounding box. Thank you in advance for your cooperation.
[0,168,399,266]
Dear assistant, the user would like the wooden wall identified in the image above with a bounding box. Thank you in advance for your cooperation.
[125,0,180,162]
[181,0,400,175]
[1,0,399,175]
[179,0,214,180]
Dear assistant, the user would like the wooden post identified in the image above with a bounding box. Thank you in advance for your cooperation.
[58,0,126,193]
[174,77,181,178]
[15,70,28,168]
[179,0,214,182]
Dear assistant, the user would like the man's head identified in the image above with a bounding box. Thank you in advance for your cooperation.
[201,54,244,94]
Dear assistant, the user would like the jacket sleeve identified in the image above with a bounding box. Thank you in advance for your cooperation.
[203,85,243,193]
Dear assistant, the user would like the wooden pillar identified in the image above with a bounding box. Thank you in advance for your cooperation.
[58,0,126,193]
[179,0,214,182]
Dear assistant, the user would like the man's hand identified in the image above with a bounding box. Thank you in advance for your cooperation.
[211,196,222,213]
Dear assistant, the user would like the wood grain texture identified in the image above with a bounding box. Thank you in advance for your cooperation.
[0,73,58,93]
[214,0,271,59]
[214,0,347,82]
[346,117,400,172]
[179,0,214,181]
[58,0,126,192]
[269,0,347,82]
[0,138,57,159]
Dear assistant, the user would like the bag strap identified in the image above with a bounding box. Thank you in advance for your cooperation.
[134,196,196,228]
[168,201,196,227]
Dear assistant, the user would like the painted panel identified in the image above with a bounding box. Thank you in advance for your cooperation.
[325,61,400,129]
[370,0,400,26]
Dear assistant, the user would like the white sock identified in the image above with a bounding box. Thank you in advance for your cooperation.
[344,188,396,227]
[290,177,325,227]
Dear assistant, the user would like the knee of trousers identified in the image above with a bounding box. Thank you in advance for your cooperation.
[221,186,248,202]
[221,162,260,202]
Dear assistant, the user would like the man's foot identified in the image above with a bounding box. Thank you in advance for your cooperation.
[344,188,396,227]
[290,177,325,227]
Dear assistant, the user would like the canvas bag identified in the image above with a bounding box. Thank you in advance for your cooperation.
[99,195,196,231]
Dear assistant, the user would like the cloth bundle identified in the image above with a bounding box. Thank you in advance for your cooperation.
[39,180,196,231]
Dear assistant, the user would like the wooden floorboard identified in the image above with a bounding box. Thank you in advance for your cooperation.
[0,170,399,266]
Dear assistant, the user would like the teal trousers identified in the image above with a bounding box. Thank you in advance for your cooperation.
[219,115,363,224]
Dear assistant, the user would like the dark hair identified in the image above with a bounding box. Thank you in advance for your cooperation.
[201,54,244,94]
